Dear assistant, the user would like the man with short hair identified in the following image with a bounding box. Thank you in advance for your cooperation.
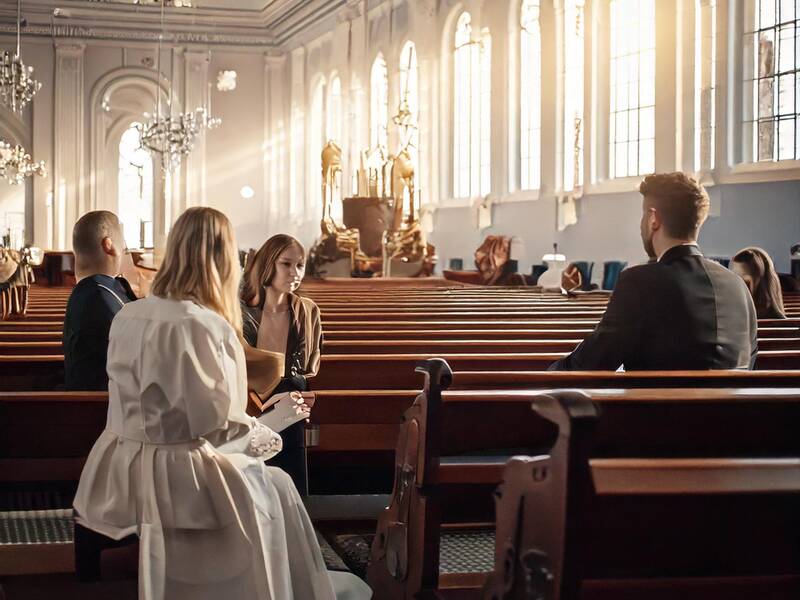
[549,172,758,371]
[63,211,137,390]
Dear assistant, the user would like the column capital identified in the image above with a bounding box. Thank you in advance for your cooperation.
[54,42,86,56]
[264,52,287,68]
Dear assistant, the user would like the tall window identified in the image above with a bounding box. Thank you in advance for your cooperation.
[609,0,655,178]
[370,54,389,149]
[744,0,800,162]
[563,0,585,192]
[399,42,420,186]
[695,0,717,171]
[327,75,342,143]
[453,12,492,199]
[310,79,326,213]
[118,123,153,249]
[520,0,541,190]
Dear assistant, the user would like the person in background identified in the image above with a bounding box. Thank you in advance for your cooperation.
[63,211,137,390]
[731,247,786,319]
[549,172,758,371]
[241,234,322,495]
[73,206,370,599]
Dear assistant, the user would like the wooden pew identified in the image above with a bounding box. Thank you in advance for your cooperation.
[0,391,107,482]
[485,389,800,599]
[368,360,800,599]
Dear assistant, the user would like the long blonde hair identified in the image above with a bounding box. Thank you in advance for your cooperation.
[152,207,243,331]
[241,234,305,307]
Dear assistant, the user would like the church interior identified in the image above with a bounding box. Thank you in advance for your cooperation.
[1,0,800,598]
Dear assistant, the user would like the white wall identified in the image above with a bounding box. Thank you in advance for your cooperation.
[2,0,799,273]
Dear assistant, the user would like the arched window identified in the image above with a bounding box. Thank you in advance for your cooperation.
[520,0,541,191]
[327,75,342,143]
[563,0,585,192]
[309,79,326,213]
[743,0,799,162]
[609,0,655,178]
[453,12,492,199]
[695,0,716,171]
[399,41,420,189]
[370,54,389,150]
[118,123,153,249]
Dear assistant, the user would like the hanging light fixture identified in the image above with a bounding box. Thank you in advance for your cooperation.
[140,0,220,172]
[0,140,46,185]
[0,0,41,114]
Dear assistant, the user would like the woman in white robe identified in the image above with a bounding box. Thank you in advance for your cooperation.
[73,206,370,600]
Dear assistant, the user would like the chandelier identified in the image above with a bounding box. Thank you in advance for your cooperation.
[0,139,46,185]
[140,108,221,172]
[0,0,41,114]
[140,0,220,172]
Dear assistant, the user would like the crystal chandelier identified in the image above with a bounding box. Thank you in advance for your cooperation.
[0,139,46,185]
[0,0,41,114]
[140,108,221,172]
[140,0,220,172]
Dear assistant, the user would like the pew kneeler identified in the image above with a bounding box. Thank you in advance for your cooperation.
[74,522,137,582]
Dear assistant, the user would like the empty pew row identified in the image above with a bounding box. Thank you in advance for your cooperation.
[8,368,800,485]
[367,360,800,599]
[3,350,800,392]
[4,335,800,357]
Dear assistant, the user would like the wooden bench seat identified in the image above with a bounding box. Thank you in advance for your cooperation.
[368,359,800,599]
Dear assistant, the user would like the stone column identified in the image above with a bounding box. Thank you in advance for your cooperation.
[265,54,287,225]
[53,43,85,250]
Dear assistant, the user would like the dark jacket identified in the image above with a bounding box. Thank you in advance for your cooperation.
[63,274,137,390]
[549,244,758,371]
[241,292,322,390]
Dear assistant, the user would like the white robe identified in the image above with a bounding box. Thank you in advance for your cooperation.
[73,296,365,600]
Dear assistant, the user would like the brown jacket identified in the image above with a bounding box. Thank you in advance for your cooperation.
[241,292,322,378]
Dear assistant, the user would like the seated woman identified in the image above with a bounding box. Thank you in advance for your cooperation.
[241,235,321,496]
[73,207,370,599]
[731,247,786,319]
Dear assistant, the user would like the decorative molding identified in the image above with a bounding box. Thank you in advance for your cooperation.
[0,23,277,47]
[54,43,86,249]
[415,0,437,18]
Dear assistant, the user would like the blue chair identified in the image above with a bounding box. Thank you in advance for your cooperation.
[602,261,628,290]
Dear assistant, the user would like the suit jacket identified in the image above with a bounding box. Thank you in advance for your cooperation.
[63,274,137,390]
[549,244,758,371]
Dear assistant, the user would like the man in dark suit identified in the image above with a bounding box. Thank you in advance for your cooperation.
[550,172,758,371]
[63,211,137,390]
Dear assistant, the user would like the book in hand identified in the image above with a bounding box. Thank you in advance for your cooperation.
[257,391,314,433]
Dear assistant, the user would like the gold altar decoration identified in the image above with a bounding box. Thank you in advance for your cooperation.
[308,140,370,277]
[380,78,435,278]
[308,52,436,278]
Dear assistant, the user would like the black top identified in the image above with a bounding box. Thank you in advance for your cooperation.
[242,298,306,393]
[549,245,759,371]
[63,274,137,390]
